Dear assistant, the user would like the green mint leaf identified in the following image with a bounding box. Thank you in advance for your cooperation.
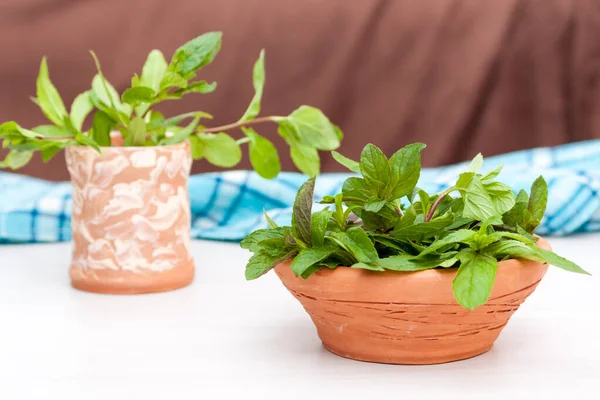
[74,133,101,152]
[311,209,332,246]
[329,226,378,263]
[239,49,265,122]
[291,245,338,277]
[91,73,132,116]
[290,144,320,177]
[245,250,295,280]
[195,132,241,167]
[285,106,341,151]
[0,150,33,169]
[387,142,426,199]
[484,239,541,261]
[189,135,205,160]
[364,198,387,213]
[70,91,94,132]
[331,151,361,174]
[481,165,503,181]
[394,205,417,230]
[359,144,390,198]
[159,71,188,91]
[91,111,115,146]
[455,172,475,190]
[392,213,454,241]
[502,189,528,228]
[417,189,431,215]
[40,144,64,163]
[169,32,222,77]
[264,210,278,229]
[468,153,483,172]
[240,227,288,251]
[333,193,345,229]
[351,262,386,271]
[536,248,590,275]
[36,57,68,126]
[452,249,498,309]
[484,181,516,215]
[183,80,216,94]
[121,86,155,106]
[243,127,280,179]
[292,177,316,246]
[31,125,71,138]
[378,253,457,271]
[128,116,147,146]
[418,229,477,256]
[460,175,498,220]
[140,49,168,93]
[300,265,324,278]
[528,176,548,224]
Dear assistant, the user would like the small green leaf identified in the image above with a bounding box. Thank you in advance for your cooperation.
[70,91,94,131]
[387,142,426,200]
[245,250,295,280]
[468,153,483,172]
[36,57,69,126]
[183,80,217,94]
[290,144,320,177]
[364,198,387,213]
[159,71,188,91]
[196,132,242,167]
[189,135,205,160]
[332,151,361,173]
[40,144,63,163]
[121,86,155,106]
[285,106,341,151]
[291,245,338,276]
[311,209,332,246]
[264,211,278,229]
[452,249,498,309]
[484,181,516,215]
[417,190,431,215]
[140,49,168,92]
[128,117,147,146]
[481,165,503,181]
[360,144,390,198]
[536,248,590,275]
[418,229,477,256]
[240,227,288,251]
[169,31,222,77]
[292,177,316,246]
[392,213,455,241]
[528,176,548,224]
[460,175,498,221]
[378,253,457,271]
[243,127,280,179]
[239,49,265,122]
[351,262,386,271]
[330,226,378,263]
[91,73,131,116]
[502,189,528,228]
[91,110,115,147]
[31,125,71,138]
[0,150,33,169]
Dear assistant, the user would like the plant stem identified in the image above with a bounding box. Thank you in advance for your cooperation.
[236,137,251,145]
[199,116,282,134]
[425,187,454,222]
[394,200,404,217]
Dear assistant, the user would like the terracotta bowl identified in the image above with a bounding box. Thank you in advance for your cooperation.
[274,237,551,365]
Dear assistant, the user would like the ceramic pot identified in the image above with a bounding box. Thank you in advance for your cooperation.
[65,141,194,294]
[275,237,551,365]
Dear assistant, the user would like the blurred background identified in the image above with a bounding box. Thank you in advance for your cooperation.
[1,0,599,181]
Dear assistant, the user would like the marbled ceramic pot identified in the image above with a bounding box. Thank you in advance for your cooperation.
[275,237,551,365]
[65,142,194,294]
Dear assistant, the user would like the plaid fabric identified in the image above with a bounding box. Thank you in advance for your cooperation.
[1,140,600,243]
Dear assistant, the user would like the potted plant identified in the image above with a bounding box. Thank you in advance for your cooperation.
[0,32,342,294]
[242,142,589,364]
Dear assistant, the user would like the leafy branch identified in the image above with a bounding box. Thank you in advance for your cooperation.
[242,143,589,310]
[1,32,342,179]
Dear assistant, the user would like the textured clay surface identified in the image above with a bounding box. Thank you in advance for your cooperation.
[65,141,194,294]
[275,238,551,364]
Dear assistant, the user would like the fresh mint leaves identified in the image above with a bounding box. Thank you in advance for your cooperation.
[243,143,590,310]
[1,32,341,177]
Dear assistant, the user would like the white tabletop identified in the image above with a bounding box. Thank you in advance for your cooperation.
[0,234,598,399]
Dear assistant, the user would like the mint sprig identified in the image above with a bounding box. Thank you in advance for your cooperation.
[1,32,342,178]
[242,143,590,310]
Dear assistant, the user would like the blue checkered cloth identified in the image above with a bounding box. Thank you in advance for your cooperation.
[1,140,600,243]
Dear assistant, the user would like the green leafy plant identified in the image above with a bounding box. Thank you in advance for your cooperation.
[0,32,341,178]
[242,143,589,309]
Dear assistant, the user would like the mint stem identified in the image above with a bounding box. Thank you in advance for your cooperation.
[425,187,454,222]
[200,116,283,134]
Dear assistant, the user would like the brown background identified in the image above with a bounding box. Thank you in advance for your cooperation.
[1,0,599,181]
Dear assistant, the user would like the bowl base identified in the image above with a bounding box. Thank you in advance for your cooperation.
[322,342,493,365]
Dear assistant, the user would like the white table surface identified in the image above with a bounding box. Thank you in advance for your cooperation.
[0,234,598,399]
